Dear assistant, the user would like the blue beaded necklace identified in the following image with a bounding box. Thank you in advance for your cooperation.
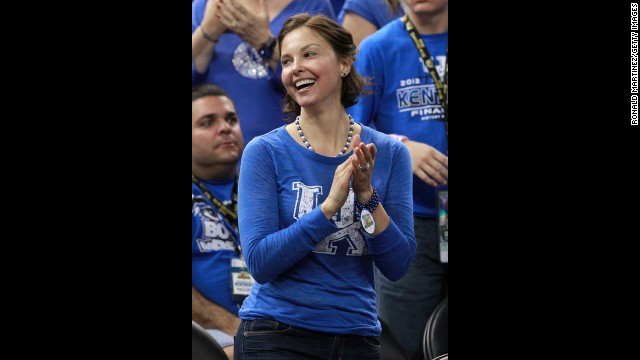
[294,114,355,157]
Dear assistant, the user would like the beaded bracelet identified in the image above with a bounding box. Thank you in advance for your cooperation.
[355,188,380,235]
[355,187,380,214]
[200,26,218,43]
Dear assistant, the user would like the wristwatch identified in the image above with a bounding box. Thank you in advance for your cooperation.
[258,36,277,61]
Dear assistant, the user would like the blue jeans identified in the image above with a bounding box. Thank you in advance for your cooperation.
[375,216,448,360]
[235,319,381,359]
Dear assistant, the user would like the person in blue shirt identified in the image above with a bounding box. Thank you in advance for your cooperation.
[192,83,248,360]
[347,0,449,359]
[330,0,345,15]
[338,0,403,46]
[192,0,335,146]
[235,13,416,359]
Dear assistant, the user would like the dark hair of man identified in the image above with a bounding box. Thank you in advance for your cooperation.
[277,13,370,118]
[192,83,231,102]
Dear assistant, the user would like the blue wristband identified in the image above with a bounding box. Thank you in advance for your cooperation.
[355,188,380,214]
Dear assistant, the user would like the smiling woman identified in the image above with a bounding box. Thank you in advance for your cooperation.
[234,13,417,360]
[277,14,366,119]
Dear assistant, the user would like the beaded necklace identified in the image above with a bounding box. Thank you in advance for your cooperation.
[294,114,355,157]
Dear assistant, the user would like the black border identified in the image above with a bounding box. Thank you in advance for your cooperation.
[456,2,638,357]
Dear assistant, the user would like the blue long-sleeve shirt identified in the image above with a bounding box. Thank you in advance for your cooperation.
[237,124,415,336]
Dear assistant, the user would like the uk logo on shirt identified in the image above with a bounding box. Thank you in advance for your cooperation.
[292,182,370,256]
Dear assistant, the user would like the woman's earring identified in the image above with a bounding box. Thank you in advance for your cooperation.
[341,72,347,77]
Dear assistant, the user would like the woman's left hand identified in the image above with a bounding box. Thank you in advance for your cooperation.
[350,134,377,203]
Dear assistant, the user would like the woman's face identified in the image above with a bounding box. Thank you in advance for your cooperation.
[280,26,347,110]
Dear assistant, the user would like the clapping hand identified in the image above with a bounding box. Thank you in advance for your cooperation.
[216,0,272,50]
[200,0,227,41]
[350,134,377,203]
[320,155,354,220]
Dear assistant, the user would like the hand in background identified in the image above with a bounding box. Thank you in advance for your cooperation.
[404,140,448,187]
[201,0,228,41]
[217,0,272,50]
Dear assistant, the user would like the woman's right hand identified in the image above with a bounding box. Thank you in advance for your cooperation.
[320,157,354,220]
[350,134,377,203]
